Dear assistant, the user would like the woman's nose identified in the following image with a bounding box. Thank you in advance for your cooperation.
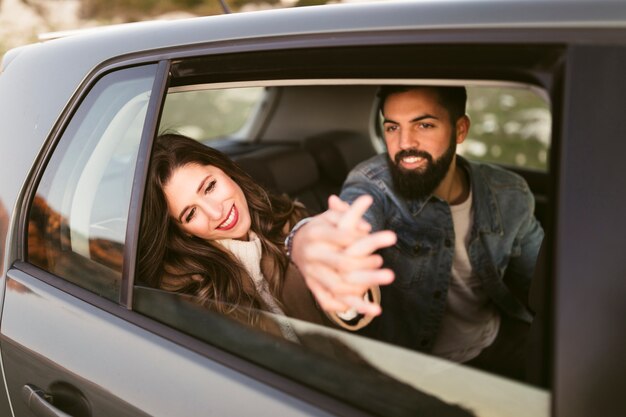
[199,198,223,220]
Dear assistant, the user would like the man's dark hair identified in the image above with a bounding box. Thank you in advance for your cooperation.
[377,85,467,123]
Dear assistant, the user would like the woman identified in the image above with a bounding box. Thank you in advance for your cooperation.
[138,133,376,338]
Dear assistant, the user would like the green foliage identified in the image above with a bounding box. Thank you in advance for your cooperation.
[294,0,328,6]
[80,0,284,21]
[229,0,281,9]
[159,87,265,140]
[461,87,551,171]
[81,0,220,21]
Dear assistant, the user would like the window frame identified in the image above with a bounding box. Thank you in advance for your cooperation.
[135,45,559,415]
[120,60,171,307]
[24,64,162,301]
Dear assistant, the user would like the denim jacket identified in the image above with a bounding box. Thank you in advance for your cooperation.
[339,154,544,352]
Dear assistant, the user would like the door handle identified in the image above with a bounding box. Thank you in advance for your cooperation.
[22,384,72,417]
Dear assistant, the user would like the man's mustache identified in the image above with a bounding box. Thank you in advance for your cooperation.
[394,149,433,166]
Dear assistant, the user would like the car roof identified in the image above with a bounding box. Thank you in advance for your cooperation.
[12,0,626,58]
[5,0,626,103]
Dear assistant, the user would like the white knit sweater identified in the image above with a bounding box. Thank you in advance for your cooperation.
[216,232,297,341]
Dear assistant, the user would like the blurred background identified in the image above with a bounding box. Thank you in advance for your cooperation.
[0,0,353,56]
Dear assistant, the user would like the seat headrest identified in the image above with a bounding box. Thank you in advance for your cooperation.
[235,146,319,195]
[304,131,376,185]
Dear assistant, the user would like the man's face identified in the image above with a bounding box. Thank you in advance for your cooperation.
[382,88,467,199]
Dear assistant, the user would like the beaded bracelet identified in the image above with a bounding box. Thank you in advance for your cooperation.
[284,217,312,259]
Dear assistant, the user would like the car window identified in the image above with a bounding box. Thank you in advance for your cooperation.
[459,86,551,171]
[136,74,551,417]
[159,86,266,141]
[27,65,157,301]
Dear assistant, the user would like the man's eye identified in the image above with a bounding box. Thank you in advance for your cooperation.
[384,125,398,133]
[204,179,216,194]
[418,123,434,129]
[185,207,196,223]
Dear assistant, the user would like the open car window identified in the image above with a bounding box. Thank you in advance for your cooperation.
[461,86,550,172]
[159,86,267,141]
[133,71,552,416]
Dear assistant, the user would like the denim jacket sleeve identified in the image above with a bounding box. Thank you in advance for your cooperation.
[339,160,389,232]
[502,183,545,308]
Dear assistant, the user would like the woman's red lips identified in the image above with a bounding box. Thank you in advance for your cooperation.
[216,204,238,230]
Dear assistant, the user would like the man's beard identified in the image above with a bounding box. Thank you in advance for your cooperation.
[388,136,456,200]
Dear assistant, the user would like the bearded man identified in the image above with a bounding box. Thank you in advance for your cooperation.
[290,85,544,380]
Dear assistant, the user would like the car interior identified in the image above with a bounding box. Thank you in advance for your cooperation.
[159,82,550,225]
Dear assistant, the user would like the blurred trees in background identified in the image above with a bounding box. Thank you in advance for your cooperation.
[81,0,225,20]
[79,0,328,21]
[0,0,332,55]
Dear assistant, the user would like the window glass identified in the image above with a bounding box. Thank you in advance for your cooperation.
[459,86,551,171]
[27,65,157,301]
[159,87,265,141]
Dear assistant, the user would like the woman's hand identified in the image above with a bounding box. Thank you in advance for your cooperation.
[291,194,396,316]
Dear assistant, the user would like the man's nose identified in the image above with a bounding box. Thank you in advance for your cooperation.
[398,129,416,150]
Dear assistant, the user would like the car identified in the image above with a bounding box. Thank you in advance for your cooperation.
[1,0,626,416]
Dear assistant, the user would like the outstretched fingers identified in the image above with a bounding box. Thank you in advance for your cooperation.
[291,194,396,314]
[344,230,397,257]
[336,194,373,233]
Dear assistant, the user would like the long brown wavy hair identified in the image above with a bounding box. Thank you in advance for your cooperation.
[137,133,306,318]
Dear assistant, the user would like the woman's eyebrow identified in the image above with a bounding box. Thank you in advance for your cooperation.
[177,206,189,224]
[177,175,212,223]
[197,175,210,194]
[177,203,191,223]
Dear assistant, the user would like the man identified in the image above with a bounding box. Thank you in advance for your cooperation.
[290,85,544,379]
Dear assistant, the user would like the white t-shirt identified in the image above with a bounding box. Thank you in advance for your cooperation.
[430,191,501,362]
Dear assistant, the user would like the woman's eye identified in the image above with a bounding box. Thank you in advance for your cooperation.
[204,179,216,194]
[184,207,196,223]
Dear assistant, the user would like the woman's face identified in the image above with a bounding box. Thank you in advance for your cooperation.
[163,163,251,241]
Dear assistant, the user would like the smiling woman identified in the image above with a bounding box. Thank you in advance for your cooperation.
[163,162,252,241]
[137,133,378,336]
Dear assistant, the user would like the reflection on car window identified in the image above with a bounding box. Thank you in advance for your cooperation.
[459,86,551,171]
[159,87,265,141]
[27,65,157,301]
[132,286,480,417]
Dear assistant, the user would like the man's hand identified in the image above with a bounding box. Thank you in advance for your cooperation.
[291,195,396,316]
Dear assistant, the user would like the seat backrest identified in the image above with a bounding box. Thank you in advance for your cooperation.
[234,145,325,213]
[303,130,377,195]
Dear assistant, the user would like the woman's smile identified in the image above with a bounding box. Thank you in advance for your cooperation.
[216,204,238,231]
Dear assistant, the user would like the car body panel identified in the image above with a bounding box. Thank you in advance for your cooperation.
[552,44,626,417]
[1,1,626,416]
[1,268,337,417]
